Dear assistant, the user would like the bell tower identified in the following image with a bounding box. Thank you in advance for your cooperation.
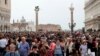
[0,0,11,32]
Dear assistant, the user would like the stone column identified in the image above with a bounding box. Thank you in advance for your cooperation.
[35,6,39,32]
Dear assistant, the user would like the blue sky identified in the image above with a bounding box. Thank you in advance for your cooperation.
[11,0,85,30]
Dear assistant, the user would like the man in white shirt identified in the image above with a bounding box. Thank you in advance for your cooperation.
[0,34,8,56]
[0,38,8,48]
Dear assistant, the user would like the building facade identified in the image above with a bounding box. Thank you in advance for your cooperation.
[0,0,11,32]
[11,17,35,32]
[38,24,61,32]
[11,23,28,32]
[26,21,35,31]
[85,0,100,30]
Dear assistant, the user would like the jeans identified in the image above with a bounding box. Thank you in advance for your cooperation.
[0,47,6,56]
[54,54,63,56]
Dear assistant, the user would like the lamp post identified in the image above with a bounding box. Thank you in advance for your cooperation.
[69,4,76,35]
[35,6,39,32]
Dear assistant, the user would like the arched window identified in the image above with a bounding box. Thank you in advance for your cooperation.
[5,0,7,5]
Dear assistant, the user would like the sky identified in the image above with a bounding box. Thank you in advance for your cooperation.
[11,0,85,30]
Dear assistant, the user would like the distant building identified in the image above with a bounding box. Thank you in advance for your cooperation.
[0,0,11,32]
[26,21,35,31]
[11,17,35,32]
[38,24,61,32]
[11,23,28,32]
[85,0,100,30]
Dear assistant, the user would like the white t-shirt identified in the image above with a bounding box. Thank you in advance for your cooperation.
[80,44,87,56]
[0,38,8,48]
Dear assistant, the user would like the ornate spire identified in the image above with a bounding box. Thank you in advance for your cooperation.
[21,16,26,23]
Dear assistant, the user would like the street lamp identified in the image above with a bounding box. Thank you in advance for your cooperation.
[35,6,39,32]
[69,4,76,35]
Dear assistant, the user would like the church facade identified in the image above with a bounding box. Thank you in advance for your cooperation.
[85,0,100,31]
[0,0,11,32]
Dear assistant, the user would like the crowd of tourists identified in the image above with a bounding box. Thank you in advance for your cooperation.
[0,30,100,56]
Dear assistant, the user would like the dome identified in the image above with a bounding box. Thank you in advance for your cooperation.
[21,16,26,23]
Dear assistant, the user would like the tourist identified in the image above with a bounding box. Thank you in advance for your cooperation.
[80,40,88,56]
[54,38,63,56]
[49,40,56,56]
[4,43,20,56]
[18,36,30,56]
[65,37,74,56]
[0,33,8,56]
[28,45,40,56]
